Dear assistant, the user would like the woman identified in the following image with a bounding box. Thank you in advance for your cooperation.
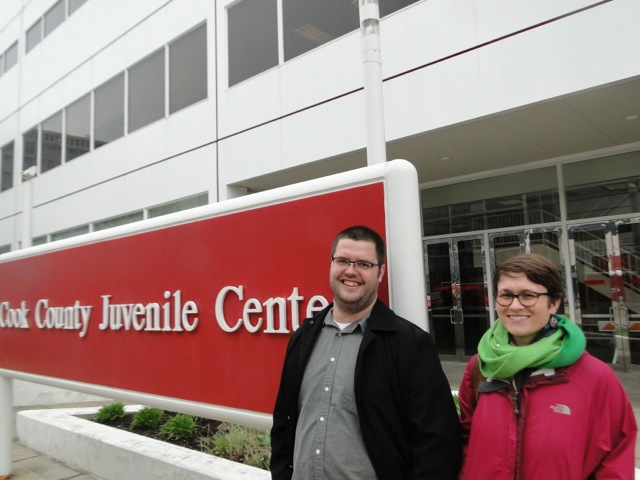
[458,253,637,479]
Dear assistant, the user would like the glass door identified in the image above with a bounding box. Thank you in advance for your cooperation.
[425,236,490,361]
[569,220,640,370]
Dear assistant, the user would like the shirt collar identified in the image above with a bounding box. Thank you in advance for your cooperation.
[324,308,371,333]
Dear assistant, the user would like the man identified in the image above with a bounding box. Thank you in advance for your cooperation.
[271,225,462,480]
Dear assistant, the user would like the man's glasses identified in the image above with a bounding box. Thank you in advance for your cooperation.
[331,257,381,271]
[494,291,550,307]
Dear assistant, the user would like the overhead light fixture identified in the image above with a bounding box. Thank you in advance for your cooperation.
[624,114,639,121]
[496,199,523,206]
[294,24,333,45]
[604,183,633,192]
[440,156,450,161]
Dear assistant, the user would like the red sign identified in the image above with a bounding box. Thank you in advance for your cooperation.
[0,184,386,415]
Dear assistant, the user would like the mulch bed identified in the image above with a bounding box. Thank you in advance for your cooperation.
[97,411,222,452]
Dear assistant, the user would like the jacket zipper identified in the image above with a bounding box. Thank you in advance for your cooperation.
[511,379,521,417]
[511,379,521,480]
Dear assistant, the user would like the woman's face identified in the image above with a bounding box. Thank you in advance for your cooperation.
[495,272,560,346]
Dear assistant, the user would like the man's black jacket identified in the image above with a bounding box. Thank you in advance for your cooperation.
[270,300,462,479]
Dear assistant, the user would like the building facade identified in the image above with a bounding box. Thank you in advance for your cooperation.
[1,0,639,367]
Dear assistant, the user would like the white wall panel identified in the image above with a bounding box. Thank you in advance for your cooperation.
[383,0,640,141]
[32,143,217,235]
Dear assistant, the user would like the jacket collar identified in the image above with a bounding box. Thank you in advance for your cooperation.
[307,299,397,333]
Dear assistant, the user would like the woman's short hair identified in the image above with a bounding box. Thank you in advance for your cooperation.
[493,253,564,302]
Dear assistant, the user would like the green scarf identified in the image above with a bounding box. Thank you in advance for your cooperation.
[477,315,586,379]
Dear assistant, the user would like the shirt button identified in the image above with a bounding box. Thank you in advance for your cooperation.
[320,417,325,422]
[324,387,329,392]
[330,357,335,362]
[316,449,321,455]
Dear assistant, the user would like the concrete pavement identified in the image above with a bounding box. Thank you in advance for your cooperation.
[7,362,640,479]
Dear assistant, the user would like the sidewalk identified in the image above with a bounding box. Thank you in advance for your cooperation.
[7,362,640,479]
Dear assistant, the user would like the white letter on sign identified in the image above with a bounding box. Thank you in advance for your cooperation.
[215,285,243,332]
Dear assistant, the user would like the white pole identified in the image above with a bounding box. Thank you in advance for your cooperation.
[21,167,36,249]
[0,375,13,477]
[359,0,387,165]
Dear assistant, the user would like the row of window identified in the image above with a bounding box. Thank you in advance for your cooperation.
[0,193,208,253]
[0,23,207,190]
[421,152,640,236]
[26,0,87,53]
[228,0,418,86]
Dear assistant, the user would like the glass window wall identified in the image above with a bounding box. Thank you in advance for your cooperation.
[129,49,165,132]
[422,168,560,236]
[65,94,91,161]
[282,0,358,61]
[170,24,208,113]
[148,193,208,218]
[22,127,38,172]
[1,141,14,191]
[51,225,89,241]
[26,19,42,52]
[94,211,144,231]
[68,0,87,15]
[41,111,63,172]
[94,73,124,148]
[228,0,278,86]
[44,0,65,37]
[4,42,18,72]
[564,151,640,220]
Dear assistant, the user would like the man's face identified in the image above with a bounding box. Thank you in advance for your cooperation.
[330,238,385,319]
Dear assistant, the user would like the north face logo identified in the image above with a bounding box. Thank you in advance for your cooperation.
[550,404,571,415]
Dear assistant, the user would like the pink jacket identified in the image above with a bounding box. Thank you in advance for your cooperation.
[458,353,637,479]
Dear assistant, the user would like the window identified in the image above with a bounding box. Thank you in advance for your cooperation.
[51,225,90,241]
[1,141,14,191]
[4,42,18,72]
[282,0,358,61]
[22,127,38,172]
[148,193,208,218]
[26,19,43,52]
[169,24,208,113]
[44,0,66,37]
[66,94,91,161]
[227,0,420,84]
[564,151,640,220]
[41,111,63,172]
[422,168,560,236]
[32,235,48,246]
[228,0,278,86]
[379,0,420,17]
[68,0,88,15]
[129,49,165,132]
[94,73,124,148]
[94,211,144,231]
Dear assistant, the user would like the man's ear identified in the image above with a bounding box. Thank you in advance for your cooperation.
[378,263,386,281]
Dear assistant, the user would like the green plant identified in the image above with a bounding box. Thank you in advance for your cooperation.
[94,402,126,423]
[130,407,165,430]
[204,423,271,470]
[159,414,198,441]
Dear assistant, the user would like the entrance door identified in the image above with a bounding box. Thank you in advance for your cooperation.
[425,237,490,361]
[569,220,640,370]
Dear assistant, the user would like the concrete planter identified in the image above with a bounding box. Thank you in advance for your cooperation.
[16,406,270,480]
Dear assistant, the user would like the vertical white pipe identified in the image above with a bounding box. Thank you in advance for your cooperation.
[359,0,387,165]
[22,178,33,249]
[0,376,13,477]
